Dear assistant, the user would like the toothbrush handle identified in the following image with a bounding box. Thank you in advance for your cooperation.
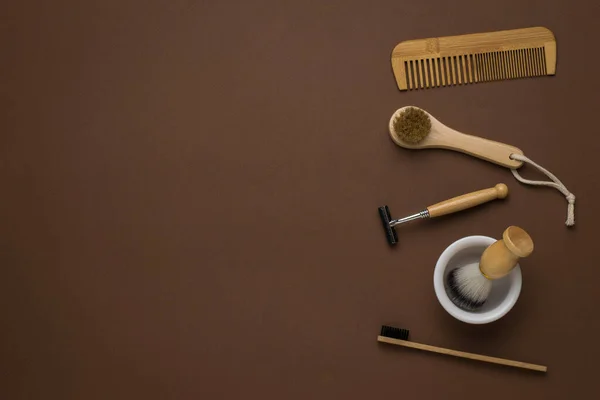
[377,336,547,372]
[427,184,508,218]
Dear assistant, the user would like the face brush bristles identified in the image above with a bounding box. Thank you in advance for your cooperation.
[446,226,534,311]
[391,107,431,144]
[377,325,547,372]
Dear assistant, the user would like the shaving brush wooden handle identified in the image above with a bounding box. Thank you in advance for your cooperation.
[480,226,534,279]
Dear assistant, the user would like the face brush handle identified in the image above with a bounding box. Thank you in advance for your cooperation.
[426,184,508,218]
[479,226,534,279]
[431,124,525,169]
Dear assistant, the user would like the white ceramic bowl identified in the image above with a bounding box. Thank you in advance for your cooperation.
[433,235,522,324]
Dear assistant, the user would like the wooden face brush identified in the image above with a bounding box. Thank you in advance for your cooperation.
[389,106,524,168]
[378,325,547,372]
[389,106,577,226]
[447,226,534,311]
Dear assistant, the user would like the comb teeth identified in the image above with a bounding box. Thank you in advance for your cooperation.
[403,47,547,90]
[380,325,410,340]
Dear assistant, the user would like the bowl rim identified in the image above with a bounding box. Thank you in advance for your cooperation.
[433,235,522,324]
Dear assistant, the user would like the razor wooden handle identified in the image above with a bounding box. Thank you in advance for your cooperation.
[377,335,547,372]
[427,184,508,218]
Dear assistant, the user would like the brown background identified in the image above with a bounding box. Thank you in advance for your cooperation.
[2,0,600,398]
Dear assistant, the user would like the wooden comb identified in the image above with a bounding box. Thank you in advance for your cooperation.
[391,27,556,90]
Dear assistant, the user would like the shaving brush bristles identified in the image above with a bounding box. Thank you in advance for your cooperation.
[447,264,492,311]
[392,107,431,144]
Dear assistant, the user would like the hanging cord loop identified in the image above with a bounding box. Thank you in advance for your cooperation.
[509,153,575,226]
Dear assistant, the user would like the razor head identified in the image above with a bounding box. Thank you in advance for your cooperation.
[378,205,398,245]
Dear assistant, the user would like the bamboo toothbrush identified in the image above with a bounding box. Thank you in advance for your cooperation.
[378,325,547,372]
